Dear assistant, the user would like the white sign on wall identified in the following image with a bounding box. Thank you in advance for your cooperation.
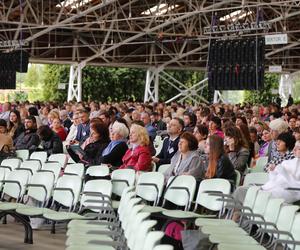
[269,65,282,72]
[265,34,288,45]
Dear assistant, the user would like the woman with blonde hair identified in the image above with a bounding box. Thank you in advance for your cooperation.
[119,124,152,171]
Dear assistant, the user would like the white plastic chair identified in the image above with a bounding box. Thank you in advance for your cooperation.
[243,173,269,186]
[19,160,41,175]
[16,149,29,161]
[1,170,30,201]
[158,164,171,174]
[80,179,113,212]
[48,153,67,168]
[64,163,85,178]
[163,175,197,211]
[30,151,48,164]
[26,171,55,206]
[142,231,164,250]
[153,245,174,250]
[136,172,165,206]
[42,161,62,183]
[111,169,136,197]
[52,175,83,211]
[1,158,21,170]
[251,157,268,173]
[86,165,110,177]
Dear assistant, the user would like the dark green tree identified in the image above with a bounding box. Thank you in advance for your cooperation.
[244,74,280,105]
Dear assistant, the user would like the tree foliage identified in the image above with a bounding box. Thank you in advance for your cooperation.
[41,64,208,103]
[244,74,280,105]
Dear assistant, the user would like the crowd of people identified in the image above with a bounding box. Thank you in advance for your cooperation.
[0,100,300,203]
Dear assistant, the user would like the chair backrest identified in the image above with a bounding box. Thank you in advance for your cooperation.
[142,231,164,250]
[251,191,271,215]
[27,171,55,204]
[124,205,147,238]
[53,175,82,210]
[1,158,21,170]
[30,151,48,164]
[196,178,231,211]
[290,213,300,250]
[2,170,30,200]
[163,175,196,210]
[20,160,41,175]
[132,220,157,250]
[234,170,241,187]
[67,157,76,164]
[158,164,171,174]
[85,165,110,177]
[64,163,85,178]
[80,179,112,212]
[42,161,62,182]
[16,149,29,161]
[263,198,285,224]
[243,173,269,186]
[251,157,268,173]
[111,169,136,197]
[48,153,67,168]
[242,185,261,209]
[275,205,299,240]
[136,172,165,205]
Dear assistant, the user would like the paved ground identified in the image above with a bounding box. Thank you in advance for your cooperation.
[0,217,66,250]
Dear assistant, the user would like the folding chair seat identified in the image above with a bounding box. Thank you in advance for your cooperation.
[195,185,261,227]
[136,172,164,206]
[85,164,110,177]
[243,173,269,186]
[16,149,29,161]
[48,153,67,168]
[158,164,171,174]
[273,213,300,250]
[64,163,85,178]
[30,151,47,164]
[153,245,174,250]
[162,178,231,219]
[218,243,266,250]
[143,175,197,213]
[1,158,21,171]
[43,179,113,224]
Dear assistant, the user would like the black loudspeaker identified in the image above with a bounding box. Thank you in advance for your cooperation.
[0,50,29,89]
[208,37,265,91]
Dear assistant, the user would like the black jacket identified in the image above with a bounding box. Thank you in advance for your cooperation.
[40,132,63,156]
[83,138,110,165]
[215,155,236,182]
[98,141,128,168]
[156,136,180,166]
[14,129,40,153]
[11,123,25,144]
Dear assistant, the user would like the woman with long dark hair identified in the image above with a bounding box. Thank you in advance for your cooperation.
[7,110,25,144]
[224,126,250,174]
[204,134,236,181]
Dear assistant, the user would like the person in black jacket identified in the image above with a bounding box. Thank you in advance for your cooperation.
[37,125,63,156]
[152,118,183,168]
[98,121,128,169]
[68,120,110,165]
[14,116,40,153]
[204,134,236,183]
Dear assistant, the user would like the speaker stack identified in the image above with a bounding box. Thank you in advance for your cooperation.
[0,50,29,89]
[208,37,265,91]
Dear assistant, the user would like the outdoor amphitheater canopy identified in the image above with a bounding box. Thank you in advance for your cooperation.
[1,0,300,102]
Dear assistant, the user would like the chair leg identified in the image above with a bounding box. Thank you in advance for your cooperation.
[51,221,56,234]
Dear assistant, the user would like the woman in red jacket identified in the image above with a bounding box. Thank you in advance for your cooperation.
[119,123,152,171]
[52,118,67,141]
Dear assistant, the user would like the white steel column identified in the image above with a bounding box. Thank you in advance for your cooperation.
[144,67,160,102]
[67,64,83,102]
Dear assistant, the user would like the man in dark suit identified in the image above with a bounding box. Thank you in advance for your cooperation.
[152,117,184,168]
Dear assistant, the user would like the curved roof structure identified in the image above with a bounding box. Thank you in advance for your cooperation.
[0,0,300,72]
